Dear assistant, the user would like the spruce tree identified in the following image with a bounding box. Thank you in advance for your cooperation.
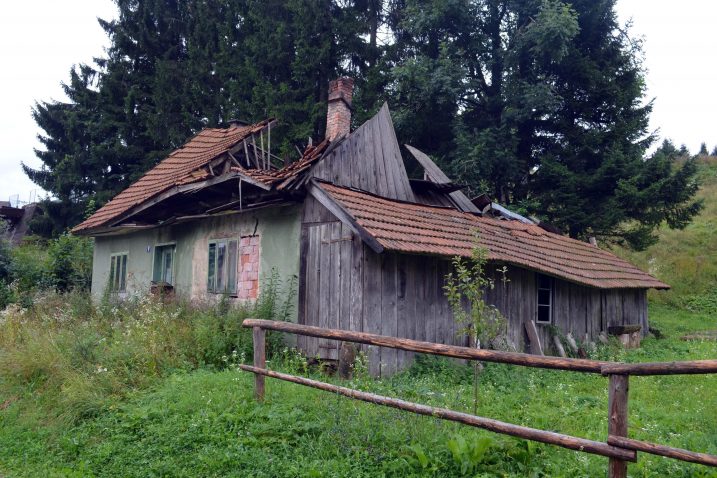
[389,0,701,249]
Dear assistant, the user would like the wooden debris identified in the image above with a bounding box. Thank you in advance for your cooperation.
[553,335,567,358]
[523,320,544,356]
[681,331,717,341]
[565,333,579,354]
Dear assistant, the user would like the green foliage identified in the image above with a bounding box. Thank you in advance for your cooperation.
[390,0,701,250]
[1,304,715,477]
[28,0,701,247]
[27,0,387,236]
[47,234,93,292]
[0,220,12,282]
[0,278,293,426]
[444,236,507,348]
[613,156,717,306]
[0,234,94,308]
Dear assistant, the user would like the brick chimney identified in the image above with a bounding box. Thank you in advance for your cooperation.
[325,77,354,141]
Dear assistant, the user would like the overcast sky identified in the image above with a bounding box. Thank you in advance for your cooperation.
[1,1,716,205]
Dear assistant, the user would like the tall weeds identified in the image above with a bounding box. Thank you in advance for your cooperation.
[0,271,295,424]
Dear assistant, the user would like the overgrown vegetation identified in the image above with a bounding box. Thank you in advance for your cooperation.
[0,303,715,477]
[0,273,295,426]
[0,230,93,309]
[445,238,508,413]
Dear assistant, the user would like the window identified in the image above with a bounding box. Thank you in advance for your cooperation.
[109,253,128,293]
[153,244,175,285]
[536,274,553,324]
[208,239,238,295]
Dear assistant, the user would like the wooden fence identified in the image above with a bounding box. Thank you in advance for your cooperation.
[240,319,717,477]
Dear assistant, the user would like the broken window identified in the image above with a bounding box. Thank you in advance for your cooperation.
[153,244,175,285]
[109,252,128,293]
[536,273,553,324]
[207,239,238,295]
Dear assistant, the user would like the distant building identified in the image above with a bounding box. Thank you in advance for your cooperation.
[0,202,39,245]
[73,78,668,375]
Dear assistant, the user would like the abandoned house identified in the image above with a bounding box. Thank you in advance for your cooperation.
[74,77,669,375]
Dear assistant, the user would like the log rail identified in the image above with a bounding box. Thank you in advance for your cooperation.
[241,319,717,477]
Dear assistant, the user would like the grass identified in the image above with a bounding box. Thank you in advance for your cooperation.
[1,303,716,477]
[613,156,717,312]
[1,158,715,477]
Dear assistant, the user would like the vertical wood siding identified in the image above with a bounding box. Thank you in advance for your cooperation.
[298,200,649,374]
[310,104,415,202]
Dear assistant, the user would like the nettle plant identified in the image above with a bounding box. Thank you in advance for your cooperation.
[444,235,507,351]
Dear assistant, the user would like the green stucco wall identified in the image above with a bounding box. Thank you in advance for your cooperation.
[91,205,302,320]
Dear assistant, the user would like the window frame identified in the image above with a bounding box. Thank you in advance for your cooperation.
[152,243,176,285]
[536,273,554,325]
[207,238,238,295]
[109,252,129,294]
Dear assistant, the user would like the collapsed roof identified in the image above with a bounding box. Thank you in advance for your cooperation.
[74,102,668,290]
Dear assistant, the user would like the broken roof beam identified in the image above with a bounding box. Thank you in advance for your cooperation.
[404,144,479,213]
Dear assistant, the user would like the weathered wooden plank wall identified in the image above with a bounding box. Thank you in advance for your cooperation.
[310,104,415,203]
[298,198,650,373]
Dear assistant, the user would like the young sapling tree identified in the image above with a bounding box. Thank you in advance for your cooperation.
[444,233,507,414]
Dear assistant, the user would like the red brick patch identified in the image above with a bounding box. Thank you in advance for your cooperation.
[237,235,260,299]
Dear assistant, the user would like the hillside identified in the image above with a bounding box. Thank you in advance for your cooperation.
[615,156,717,312]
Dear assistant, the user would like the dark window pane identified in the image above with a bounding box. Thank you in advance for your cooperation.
[538,289,551,306]
[538,305,551,323]
[207,243,216,292]
[163,250,173,284]
[228,240,238,294]
[110,256,116,292]
[120,255,127,292]
[538,274,552,290]
[216,242,226,292]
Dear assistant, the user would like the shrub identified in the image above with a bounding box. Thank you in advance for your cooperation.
[46,233,93,292]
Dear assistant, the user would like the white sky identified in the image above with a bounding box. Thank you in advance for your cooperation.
[1,1,716,204]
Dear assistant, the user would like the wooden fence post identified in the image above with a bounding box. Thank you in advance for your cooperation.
[608,374,629,478]
[253,326,266,401]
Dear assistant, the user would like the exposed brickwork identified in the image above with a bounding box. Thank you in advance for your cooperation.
[237,235,260,299]
[325,77,354,141]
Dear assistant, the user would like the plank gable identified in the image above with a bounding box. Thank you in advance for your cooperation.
[311,104,415,202]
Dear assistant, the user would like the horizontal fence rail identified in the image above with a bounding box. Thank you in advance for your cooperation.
[239,364,636,462]
[241,319,717,477]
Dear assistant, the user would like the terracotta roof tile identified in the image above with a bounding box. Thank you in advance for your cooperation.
[73,121,272,232]
[72,123,328,233]
[319,182,669,290]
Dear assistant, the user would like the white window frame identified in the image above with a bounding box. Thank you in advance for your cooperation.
[536,273,554,324]
[207,238,238,295]
[109,252,129,293]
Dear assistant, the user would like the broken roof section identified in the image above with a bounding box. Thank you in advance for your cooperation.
[312,181,669,290]
[73,120,328,234]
